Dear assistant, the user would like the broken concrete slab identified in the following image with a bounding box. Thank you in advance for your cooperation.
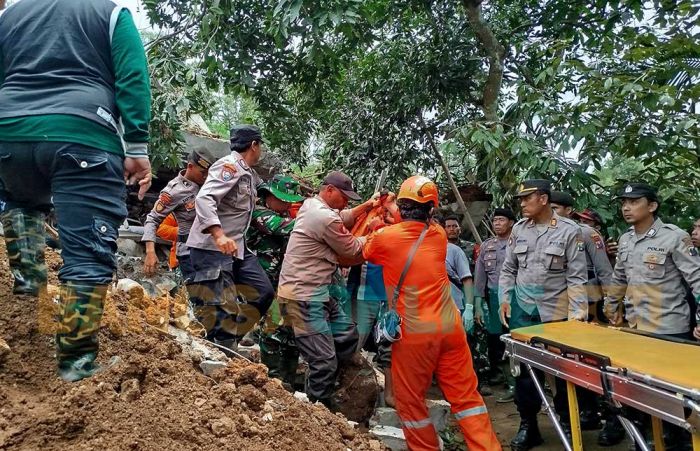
[200,360,228,377]
[370,399,451,432]
[369,425,407,451]
[236,343,260,361]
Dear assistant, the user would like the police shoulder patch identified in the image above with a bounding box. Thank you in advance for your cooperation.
[576,240,585,252]
[183,196,196,211]
[154,201,165,213]
[591,232,604,249]
[159,192,172,206]
[221,163,237,181]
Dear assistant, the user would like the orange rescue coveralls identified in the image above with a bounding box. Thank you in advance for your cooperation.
[156,213,178,269]
[363,221,500,451]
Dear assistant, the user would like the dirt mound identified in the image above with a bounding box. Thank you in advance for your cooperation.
[0,239,382,451]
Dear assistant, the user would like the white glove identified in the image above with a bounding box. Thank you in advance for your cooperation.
[462,303,474,333]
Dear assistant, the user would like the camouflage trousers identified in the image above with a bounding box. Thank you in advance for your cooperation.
[468,323,491,383]
[55,282,107,363]
[0,208,47,295]
[259,326,299,386]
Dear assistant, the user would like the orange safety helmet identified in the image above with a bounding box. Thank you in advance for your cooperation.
[397,175,439,207]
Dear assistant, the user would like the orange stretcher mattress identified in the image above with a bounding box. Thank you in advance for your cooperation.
[511,321,700,390]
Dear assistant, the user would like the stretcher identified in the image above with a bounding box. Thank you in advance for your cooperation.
[502,321,700,451]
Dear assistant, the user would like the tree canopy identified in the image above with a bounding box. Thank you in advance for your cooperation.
[142,0,700,231]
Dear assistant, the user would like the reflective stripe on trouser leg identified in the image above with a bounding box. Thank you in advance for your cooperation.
[402,418,433,429]
[455,405,488,420]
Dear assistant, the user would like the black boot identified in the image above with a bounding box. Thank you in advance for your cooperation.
[580,409,602,431]
[511,418,544,451]
[598,416,625,446]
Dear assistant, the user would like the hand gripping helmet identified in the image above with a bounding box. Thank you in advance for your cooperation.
[397,175,439,207]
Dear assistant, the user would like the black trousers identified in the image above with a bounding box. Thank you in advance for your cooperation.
[189,247,274,340]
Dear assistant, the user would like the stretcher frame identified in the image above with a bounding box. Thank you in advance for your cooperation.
[502,333,700,451]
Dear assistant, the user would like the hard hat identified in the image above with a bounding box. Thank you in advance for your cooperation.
[397,175,439,206]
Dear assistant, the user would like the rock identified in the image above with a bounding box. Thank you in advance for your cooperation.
[426,399,451,432]
[369,439,383,451]
[341,426,356,440]
[199,360,227,377]
[261,413,273,422]
[117,238,145,258]
[0,338,10,360]
[370,425,407,451]
[120,379,141,402]
[370,400,450,432]
[370,407,401,429]
[293,391,309,403]
[209,417,236,437]
[236,343,260,361]
[194,398,207,407]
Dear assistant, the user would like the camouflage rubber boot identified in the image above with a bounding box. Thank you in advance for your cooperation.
[0,208,47,296]
[56,283,107,382]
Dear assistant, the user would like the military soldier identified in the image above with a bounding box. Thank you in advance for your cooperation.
[186,125,275,353]
[499,179,588,451]
[473,208,516,402]
[247,174,305,386]
[141,149,214,279]
[0,0,151,381]
[604,183,700,449]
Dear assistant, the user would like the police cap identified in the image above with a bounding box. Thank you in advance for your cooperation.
[549,191,575,207]
[515,179,551,198]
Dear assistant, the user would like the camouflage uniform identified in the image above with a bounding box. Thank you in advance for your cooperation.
[247,175,304,386]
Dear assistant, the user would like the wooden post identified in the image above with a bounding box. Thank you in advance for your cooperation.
[420,117,483,244]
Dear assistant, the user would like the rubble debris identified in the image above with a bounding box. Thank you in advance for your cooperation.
[369,425,407,451]
[0,237,381,450]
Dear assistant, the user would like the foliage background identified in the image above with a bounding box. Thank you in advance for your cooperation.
[141,0,700,235]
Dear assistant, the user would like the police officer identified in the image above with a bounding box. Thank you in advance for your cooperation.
[0,0,151,381]
[277,171,375,408]
[550,191,613,322]
[141,149,214,279]
[499,179,588,450]
[474,208,516,402]
[604,183,700,449]
[605,183,700,337]
[247,174,305,386]
[186,125,275,353]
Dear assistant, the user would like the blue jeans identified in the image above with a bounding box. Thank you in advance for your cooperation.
[0,141,126,284]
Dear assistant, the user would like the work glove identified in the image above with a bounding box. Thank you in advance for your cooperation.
[462,303,474,334]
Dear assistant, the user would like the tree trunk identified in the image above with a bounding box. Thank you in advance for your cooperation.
[463,0,506,181]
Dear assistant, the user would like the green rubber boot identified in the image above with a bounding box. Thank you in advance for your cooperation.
[0,208,47,296]
[56,283,107,382]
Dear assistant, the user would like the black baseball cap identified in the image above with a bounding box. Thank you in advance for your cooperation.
[493,208,516,221]
[515,179,551,198]
[616,183,659,201]
[322,171,361,201]
[550,191,575,207]
[230,124,264,149]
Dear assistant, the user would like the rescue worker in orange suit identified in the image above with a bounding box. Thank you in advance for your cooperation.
[363,175,501,451]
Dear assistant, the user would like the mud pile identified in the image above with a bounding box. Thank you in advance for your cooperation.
[0,239,383,451]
